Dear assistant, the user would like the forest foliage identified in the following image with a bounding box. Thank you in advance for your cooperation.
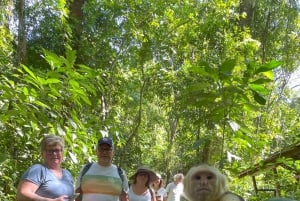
[0,0,300,200]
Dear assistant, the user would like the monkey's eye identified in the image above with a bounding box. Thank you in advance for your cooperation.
[194,175,201,180]
[207,175,214,180]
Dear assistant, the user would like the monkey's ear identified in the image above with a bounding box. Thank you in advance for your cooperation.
[219,173,227,188]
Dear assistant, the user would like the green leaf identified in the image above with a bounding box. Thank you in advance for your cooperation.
[0,153,9,163]
[219,59,236,77]
[22,65,37,80]
[248,84,269,95]
[42,49,64,69]
[255,60,282,74]
[251,78,272,84]
[65,48,76,68]
[49,87,62,98]
[252,90,266,105]
[79,94,92,105]
[261,71,274,80]
[243,103,260,112]
[33,100,51,109]
[69,79,80,88]
[44,78,61,85]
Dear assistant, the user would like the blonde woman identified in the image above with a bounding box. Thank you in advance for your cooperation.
[17,135,74,201]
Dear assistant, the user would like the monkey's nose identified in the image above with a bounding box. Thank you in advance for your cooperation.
[201,179,209,185]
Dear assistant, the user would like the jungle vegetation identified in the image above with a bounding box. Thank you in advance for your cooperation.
[0,0,300,200]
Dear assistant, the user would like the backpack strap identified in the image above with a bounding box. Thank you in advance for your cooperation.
[80,163,93,183]
[117,166,130,201]
[117,166,129,194]
[117,166,125,183]
[75,163,93,201]
[148,187,155,201]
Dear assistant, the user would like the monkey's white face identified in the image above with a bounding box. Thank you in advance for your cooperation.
[191,171,217,200]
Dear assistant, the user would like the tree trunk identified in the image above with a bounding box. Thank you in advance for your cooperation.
[239,0,256,29]
[16,0,27,65]
[68,0,85,59]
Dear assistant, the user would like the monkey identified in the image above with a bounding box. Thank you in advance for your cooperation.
[183,164,244,201]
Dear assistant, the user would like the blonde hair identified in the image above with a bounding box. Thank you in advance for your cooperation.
[174,173,184,181]
[40,135,64,152]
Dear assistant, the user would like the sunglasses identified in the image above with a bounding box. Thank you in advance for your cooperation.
[137,172,148,177]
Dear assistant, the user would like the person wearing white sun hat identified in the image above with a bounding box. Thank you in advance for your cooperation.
[128,166,159,201]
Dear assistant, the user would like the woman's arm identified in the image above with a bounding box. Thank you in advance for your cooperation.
[16,180,67,201]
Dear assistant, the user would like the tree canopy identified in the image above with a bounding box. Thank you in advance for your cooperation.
[0,0,300,200]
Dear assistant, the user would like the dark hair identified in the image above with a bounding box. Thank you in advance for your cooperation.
[152,178,162,188]
[132,172,151,187]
